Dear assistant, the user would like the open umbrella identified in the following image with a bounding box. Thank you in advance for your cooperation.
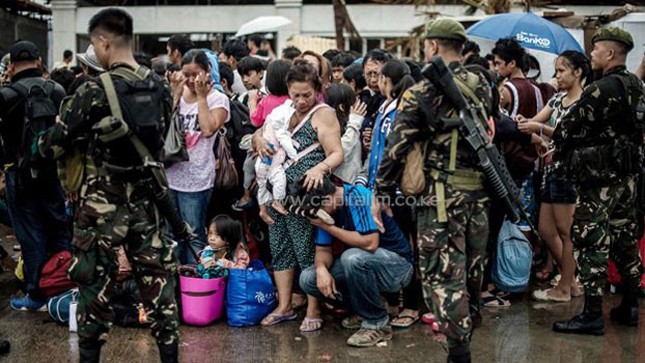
[235,16,293,38]
[466,12,583,55]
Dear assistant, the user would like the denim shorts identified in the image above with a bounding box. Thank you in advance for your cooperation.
[540,172,577,204]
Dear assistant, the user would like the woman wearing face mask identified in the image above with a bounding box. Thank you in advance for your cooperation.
[252,59,343,329]
[167,49,230,264]
[515,50,591,302]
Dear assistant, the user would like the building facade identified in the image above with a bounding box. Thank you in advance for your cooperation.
[50,0,624,65]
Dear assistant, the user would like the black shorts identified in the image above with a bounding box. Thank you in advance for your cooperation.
[540,171,577,204]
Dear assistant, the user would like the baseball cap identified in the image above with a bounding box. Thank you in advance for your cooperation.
[425,18,468,43]
[591,27,634,52]
[9,41,40,62]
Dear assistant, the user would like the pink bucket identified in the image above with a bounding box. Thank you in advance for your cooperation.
[179,275,226,326]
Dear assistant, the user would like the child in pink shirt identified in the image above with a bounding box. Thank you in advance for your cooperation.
[234,60,292,210]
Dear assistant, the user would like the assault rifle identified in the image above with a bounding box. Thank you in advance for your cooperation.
[422,56,533,228]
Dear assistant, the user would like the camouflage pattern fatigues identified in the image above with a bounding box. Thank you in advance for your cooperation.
[553,65,645,296]
[38,64,178,346]
[377,62,491,346]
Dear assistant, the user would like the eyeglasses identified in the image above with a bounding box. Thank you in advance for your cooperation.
[364,71,381,79]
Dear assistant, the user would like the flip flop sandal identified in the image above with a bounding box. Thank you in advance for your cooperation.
[299,317,324,333]
[261,312,298,326]
[482,295,511,308]
[485,287,510,299]
[391,314,419,328]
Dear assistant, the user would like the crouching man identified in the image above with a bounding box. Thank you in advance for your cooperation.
[296,178,413,347]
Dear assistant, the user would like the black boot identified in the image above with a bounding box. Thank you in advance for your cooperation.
[447,344,471,363]
[79,340,103,363]
[553,294,604,335]
[470,306,483,329]
[610,289,639,326]
[158,342,179,363]
[0,340,10,354]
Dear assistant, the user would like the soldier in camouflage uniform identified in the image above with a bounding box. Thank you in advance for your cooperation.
[37,9,179,363]
[552,28,645,336]
[375,19,491,363]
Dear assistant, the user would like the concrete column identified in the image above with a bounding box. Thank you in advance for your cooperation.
[275,0,302,54]
[50,0,77,69]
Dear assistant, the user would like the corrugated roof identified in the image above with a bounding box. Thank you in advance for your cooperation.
[3,0,51,15]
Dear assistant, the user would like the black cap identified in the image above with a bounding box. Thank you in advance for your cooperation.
[9,41,40,62]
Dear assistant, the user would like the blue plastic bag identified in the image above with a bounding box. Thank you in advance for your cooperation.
[226,260,277,327]
[491,218,532,293]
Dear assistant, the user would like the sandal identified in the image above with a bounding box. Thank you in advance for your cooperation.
[484,287,510,299]
[482,295,511,308]
[261,312,298,326]
[391,313,419,328]
[299,317,323,332]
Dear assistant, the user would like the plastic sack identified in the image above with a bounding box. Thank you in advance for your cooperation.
[226,260,277,327]
[492,218,532,293]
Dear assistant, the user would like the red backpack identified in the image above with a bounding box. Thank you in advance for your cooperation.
[39,251,77,297]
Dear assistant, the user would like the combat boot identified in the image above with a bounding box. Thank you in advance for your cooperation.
[447,344,471,363]
[610,289,639,327]
[158,342,179,363]
[552,294,604,335]
[79,340,103,363]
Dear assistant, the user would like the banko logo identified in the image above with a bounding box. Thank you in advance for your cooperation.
[516,31,551,49]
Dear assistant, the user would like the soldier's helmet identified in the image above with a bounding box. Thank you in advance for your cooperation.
[425,18,468,43]
[591,27,634,52]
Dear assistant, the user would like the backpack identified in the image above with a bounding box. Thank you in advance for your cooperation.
[47,288,79,325]
[226,98,254,147]
[401,69,489,196]
[492,218,532,293]
[39,250,77,298]
[8,79,58,179]
[97,67,166,166]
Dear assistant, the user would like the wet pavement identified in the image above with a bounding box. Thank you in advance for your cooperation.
[0,293,644,363]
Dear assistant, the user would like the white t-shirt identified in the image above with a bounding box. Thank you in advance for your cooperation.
[166,90,230,192]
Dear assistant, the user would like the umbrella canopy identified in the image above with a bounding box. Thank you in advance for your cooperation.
[235,16,293,38]
[466,12,583,55]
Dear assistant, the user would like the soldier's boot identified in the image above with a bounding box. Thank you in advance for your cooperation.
[552,294,604,335]
[79,340,103,363]
[158,342,179,363]
[469,303,482,329]
[447,344,471,363]
[610,288,639,327]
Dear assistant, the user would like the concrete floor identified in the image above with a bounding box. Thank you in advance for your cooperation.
[0,294,644,363]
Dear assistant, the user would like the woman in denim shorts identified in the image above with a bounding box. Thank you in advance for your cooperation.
[515,51,591,302]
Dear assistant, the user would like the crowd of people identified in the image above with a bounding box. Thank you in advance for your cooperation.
[1,6,645,363]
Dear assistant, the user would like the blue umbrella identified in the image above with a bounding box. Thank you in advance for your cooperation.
[466,12,583,55]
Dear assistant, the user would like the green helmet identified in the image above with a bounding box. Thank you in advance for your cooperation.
[425,18,467,43]
[591,27,634,52]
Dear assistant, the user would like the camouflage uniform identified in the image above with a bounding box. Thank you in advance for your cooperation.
[38,64,178,347]
[376,62,491,347]
[554,64,645,297]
